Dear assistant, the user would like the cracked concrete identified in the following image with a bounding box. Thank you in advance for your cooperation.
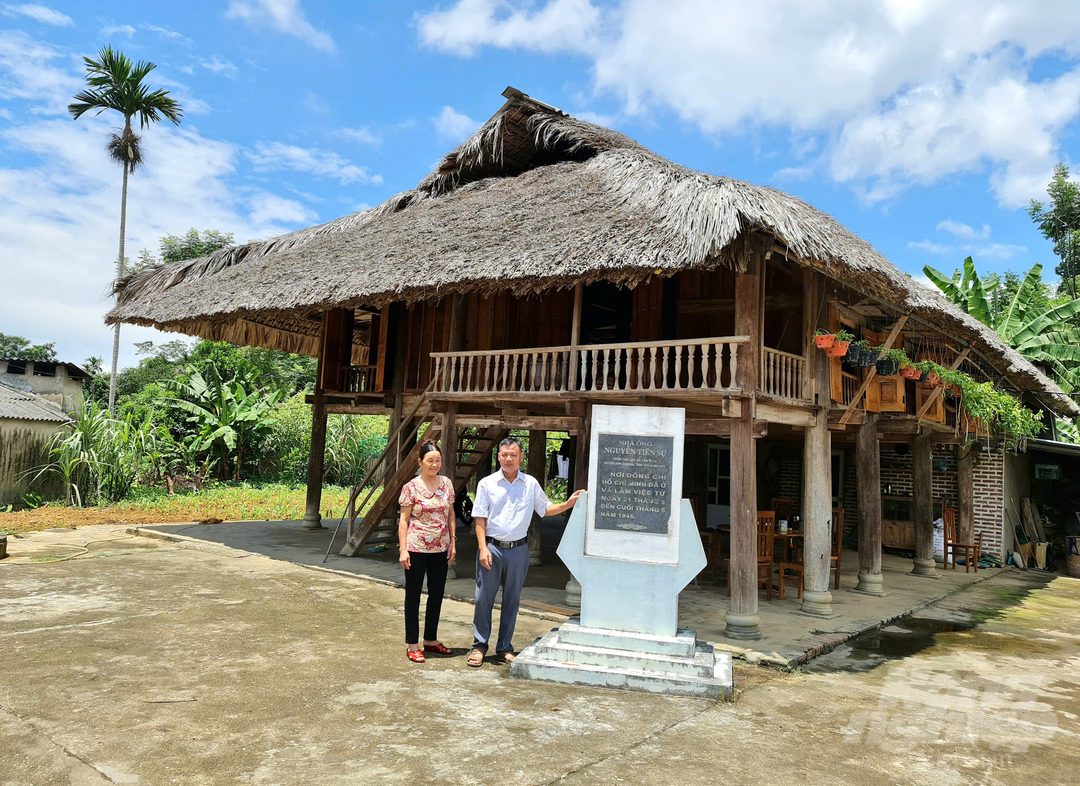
[1,525,1078,785]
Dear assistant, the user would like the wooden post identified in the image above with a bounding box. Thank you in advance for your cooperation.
[303,319,328,529]
[725,254,762,640]
[911,430,937,577]
[528,429,546,566]
[958,445,974,545]
[854,414,885,595]
[442,405,458,487]
[565,412,589,608]
[801,273,834,616]
[568,283,583,392]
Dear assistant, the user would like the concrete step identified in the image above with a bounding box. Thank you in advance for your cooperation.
[526,630,720,680]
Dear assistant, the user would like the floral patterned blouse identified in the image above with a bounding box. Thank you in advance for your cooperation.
[398,475,455,553]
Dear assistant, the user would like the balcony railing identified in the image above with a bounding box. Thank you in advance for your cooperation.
[431,337,748,396]
[761,348,807,401]
[342,365,378,394]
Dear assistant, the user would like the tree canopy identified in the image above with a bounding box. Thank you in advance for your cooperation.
[0,333,58,362]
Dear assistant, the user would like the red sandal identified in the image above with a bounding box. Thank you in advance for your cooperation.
[406,649,425,663]
[423,642,451,655]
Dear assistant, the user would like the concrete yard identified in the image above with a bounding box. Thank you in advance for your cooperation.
[134,518,997,667]
[2,524,1078,785]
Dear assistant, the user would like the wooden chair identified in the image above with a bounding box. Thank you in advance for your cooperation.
[727,511,776,601]
[771,496,798,523]
[943,507,982,572]
[830,507,844,590]
[777,549,803,600]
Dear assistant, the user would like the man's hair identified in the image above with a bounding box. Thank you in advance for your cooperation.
[497,436,524,454]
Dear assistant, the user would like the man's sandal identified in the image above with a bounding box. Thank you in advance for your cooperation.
[497,651,516,664]
[466,649,485,667]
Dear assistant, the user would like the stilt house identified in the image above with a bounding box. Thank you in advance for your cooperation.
[109,88,1078,640]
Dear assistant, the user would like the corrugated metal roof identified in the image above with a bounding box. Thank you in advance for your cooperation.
[0,380,71,423]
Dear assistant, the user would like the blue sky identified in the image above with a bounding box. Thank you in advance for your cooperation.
[2,1,1079,370]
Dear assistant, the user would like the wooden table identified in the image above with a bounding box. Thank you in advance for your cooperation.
[774,531,804,563]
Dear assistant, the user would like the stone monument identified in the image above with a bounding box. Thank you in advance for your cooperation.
[510,405,733,699]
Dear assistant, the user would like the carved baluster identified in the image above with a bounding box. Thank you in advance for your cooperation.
[660,344,670,390]
[579,350,588,391]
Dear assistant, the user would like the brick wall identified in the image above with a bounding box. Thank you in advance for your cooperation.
[971,449,1005,557]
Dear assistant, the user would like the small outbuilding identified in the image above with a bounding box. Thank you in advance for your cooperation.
[0,379,70,507]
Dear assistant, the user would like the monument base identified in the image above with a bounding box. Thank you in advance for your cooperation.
[510,619,733,700]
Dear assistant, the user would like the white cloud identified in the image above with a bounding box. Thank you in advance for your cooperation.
[0,31,318,370]
[573,110,617,127]
[226,0,335,54]
[141,24,192,45]
[908,220,1026,259]
[248,141,382,185]
[2,4,72,26]
[936,219,990,241]
[433,105,479,141]
[100,23,136,38]
[201,55,239,79]
[417,0,1080,207]
[772,165,813,182]
[418,0,601,57]
[336,126,382,147]
[247,191,317,226]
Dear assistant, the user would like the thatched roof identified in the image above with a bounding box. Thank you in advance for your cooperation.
[108,87,1078,417]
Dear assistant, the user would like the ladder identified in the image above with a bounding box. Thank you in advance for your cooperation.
[338,411,508,556]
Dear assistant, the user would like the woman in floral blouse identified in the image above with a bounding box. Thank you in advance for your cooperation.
[398,440,456,662]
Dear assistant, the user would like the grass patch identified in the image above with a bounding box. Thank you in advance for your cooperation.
[0,481,373,534]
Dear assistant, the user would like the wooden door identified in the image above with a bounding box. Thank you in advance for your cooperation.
[632,278,664,342]
[915,385,945,423]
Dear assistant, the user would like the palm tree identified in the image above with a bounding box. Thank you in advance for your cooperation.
[69,46,183,414]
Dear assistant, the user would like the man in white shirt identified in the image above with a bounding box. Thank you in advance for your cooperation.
[467,436,582,667]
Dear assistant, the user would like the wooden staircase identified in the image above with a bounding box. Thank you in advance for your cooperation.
[338,410,508,556]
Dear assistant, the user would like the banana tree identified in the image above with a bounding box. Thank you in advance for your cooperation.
[166,366,281,481]
[923,256,999,326]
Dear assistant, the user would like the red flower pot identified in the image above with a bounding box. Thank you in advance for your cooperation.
[927,372,942,387]
[813,334,836,349]
[826,340,851,358]
[901,365,921,380]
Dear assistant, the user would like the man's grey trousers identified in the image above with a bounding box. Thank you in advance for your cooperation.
[472,542,530,653]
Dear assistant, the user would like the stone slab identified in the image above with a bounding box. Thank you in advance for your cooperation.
[510,646,733,700]
[556,618,697,658]
[527,631,722,679]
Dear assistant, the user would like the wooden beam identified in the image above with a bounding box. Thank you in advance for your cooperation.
[684,418,768,437]
[914,348,971,421]
[756,400,815,427]
[839,315,909,425]
[457,415,579,432]
[568,283,584,392]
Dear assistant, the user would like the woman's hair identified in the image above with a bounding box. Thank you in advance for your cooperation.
[417,440,440,462]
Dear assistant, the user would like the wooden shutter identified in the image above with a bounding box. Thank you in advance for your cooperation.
[915,385,945,423]
[864,328,906,413]
[319,308,352,392]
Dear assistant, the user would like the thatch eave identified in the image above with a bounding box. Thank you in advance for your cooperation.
[105,88,1079,419]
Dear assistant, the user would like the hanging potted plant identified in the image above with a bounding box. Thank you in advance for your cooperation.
[876,347,906,377]
[900,361,921,380]
[813,328,836,349]
[863,344,883,367]
[826,329,854,357]
[912,359,937,382]
[848,339,871,365]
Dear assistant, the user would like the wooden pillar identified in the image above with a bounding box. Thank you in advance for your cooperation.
[854,414,885,595]
[303,319,328,529]
[565,413,589,609]
[443,404,458,580]
[958,445,974,544]
[568,283,583,391]
[725,254,762,640]
[528,429,546,566]
[801,274,833,616]
[911,430,937,577]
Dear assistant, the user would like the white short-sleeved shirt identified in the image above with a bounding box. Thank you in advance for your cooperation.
[473,469,552,541]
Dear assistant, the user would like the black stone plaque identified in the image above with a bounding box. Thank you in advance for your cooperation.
[594,433,674,534]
